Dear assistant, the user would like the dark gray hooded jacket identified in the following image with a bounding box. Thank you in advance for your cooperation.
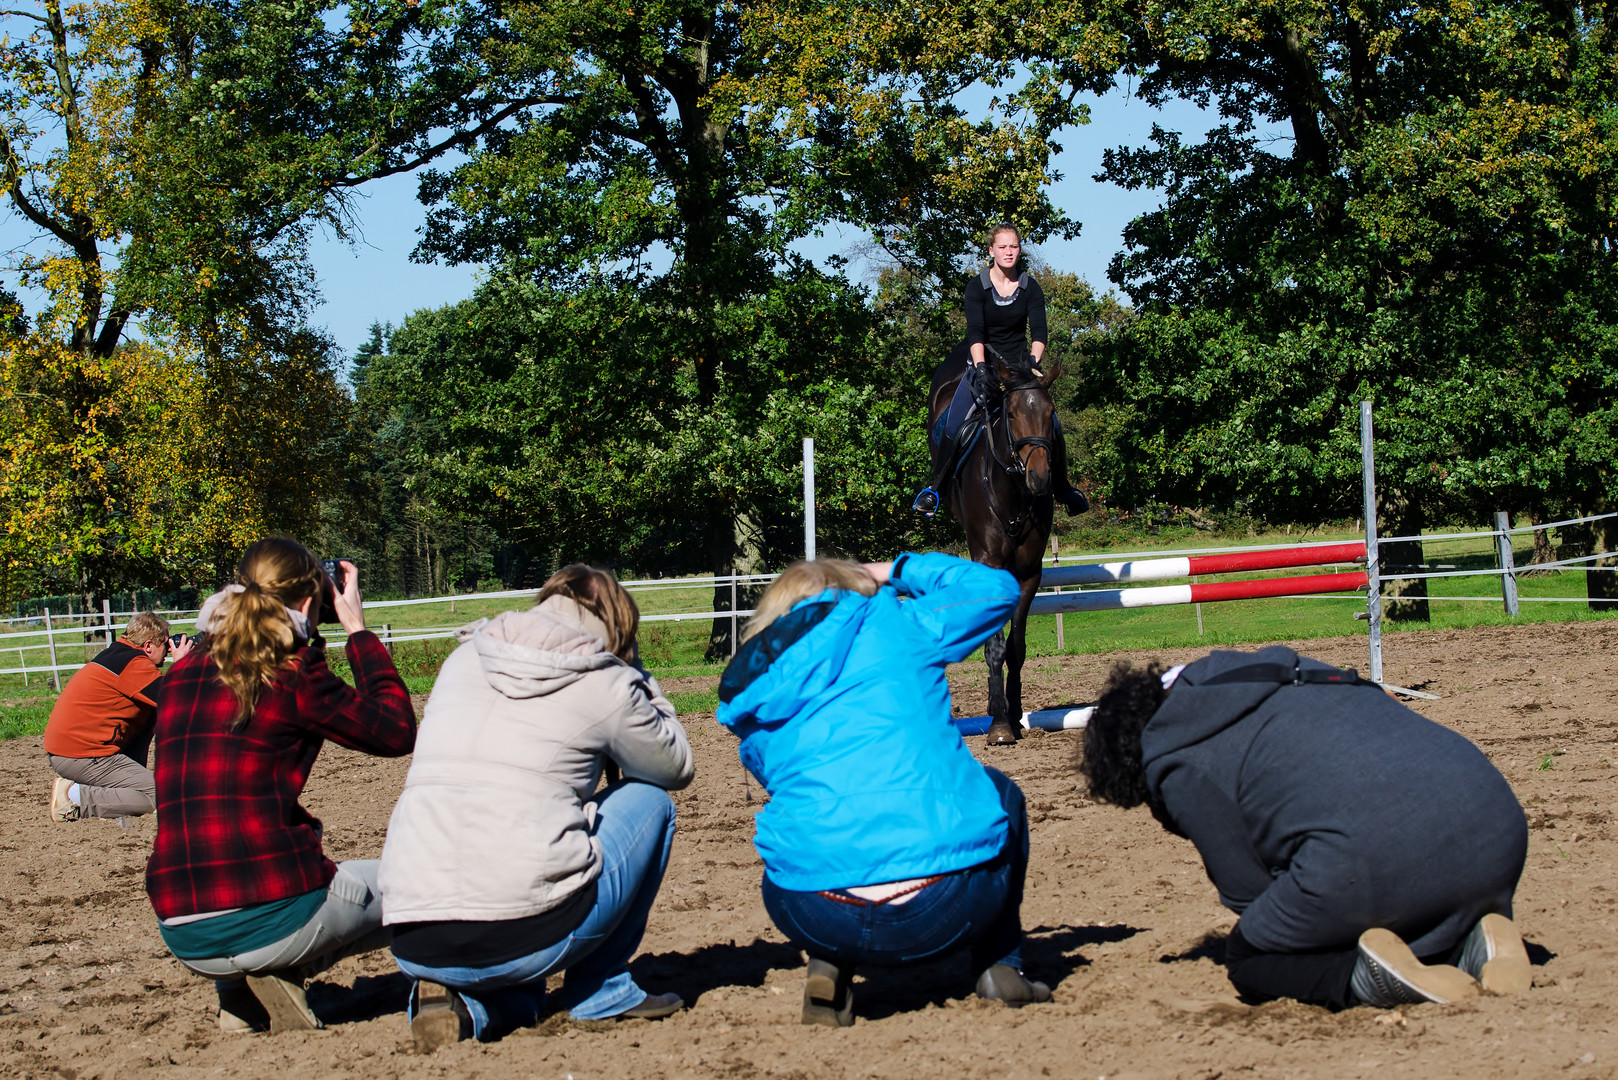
[1142,646,1527,956]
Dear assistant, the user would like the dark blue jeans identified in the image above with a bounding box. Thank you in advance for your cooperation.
[761,767,1028,974]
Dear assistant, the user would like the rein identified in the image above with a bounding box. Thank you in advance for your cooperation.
[976,376,1053,540]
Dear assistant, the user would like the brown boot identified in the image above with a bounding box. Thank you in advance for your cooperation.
[411,980,469,1053]
[801,958,854,1027]
[245,972,322,1033]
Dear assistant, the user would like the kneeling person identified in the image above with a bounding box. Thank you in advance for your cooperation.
[1080,646,1531,1009]
[43,611,191,822]
[717,554,1049,1027]
[380,566,694,1049]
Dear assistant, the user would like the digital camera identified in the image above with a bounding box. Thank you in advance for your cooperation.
[318,557,350,625]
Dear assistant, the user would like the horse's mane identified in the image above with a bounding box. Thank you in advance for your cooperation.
[993,350,1039,386]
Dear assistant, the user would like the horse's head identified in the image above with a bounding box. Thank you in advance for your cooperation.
[989,353,1062,496]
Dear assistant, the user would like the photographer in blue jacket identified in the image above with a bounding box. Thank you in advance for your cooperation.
[716,552,1051,1026]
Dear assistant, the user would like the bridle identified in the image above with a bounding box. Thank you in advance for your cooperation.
[976,374,1054,539]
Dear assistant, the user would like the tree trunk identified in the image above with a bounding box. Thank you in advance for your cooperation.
[1590,500,1618,612]
[1521,505,1556,574]
[1380,488,1429,622]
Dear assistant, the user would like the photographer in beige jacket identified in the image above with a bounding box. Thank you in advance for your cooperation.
[378,566,693,1049]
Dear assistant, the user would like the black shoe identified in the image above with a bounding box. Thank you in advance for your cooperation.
[974,964,1051,1007]
[1059,487,1089,515]
[802,958,854,1027]
[1349,928,1479,1007]
[912,488,941,517]
[1454,914,1532,995]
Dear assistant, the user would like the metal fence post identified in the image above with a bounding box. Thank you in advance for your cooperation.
[1360,402,1383,684]
[730,577,738,657]
[102,599,112,646]
[43,606,61,691]
[1051,535,1064,651]
[1495,511,1520,616]
[803,437,816,561]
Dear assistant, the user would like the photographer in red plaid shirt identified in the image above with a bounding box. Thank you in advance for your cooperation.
[144,538,416,1034]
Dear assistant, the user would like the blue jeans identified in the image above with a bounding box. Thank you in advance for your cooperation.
[761,767,1028,975]
[392,780,676,1040]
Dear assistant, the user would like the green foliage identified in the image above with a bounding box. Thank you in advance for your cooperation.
[1067,0,1618,535]
[361,265,949,577]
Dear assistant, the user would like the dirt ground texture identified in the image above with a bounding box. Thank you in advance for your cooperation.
[1,621,1616,1080]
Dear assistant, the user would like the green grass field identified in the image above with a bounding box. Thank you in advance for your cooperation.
[3,525,1611,741]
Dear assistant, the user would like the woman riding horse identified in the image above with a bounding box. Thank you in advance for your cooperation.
[913,224,1087,517]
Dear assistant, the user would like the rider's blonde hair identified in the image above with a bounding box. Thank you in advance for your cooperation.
[744,560,877,643]
[987,222,1021,248]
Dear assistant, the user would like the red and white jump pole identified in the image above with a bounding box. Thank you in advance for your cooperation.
[954,538,1371,737]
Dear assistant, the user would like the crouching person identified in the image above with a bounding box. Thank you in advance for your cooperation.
[379,566,694,1051]
[145,540,416,1033]
[716,554,1049,1027]
[43,610,192,823]
[1079,645,1531,1010]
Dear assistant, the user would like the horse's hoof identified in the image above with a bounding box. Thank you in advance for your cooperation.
[985,720,1020,745]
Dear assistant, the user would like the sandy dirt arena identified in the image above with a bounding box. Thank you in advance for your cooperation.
[1,620,1616,1079]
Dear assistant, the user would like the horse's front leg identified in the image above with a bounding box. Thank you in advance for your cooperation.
[984,628,1017,746]
[1004,578,1037,728]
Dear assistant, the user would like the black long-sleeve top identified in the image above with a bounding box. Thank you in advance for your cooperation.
[963,271,1047,360]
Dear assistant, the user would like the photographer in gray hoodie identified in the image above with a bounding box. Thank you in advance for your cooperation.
[1079,646,1530,1009]
[379,566,694,1049]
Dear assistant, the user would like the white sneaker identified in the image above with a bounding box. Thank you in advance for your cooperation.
[49,778,80,823]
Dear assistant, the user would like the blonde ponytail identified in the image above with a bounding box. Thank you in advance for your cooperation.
[208,538,325,729]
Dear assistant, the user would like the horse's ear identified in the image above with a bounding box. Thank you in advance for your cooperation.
[989,352,1018,385]
[1036,357,1062,388]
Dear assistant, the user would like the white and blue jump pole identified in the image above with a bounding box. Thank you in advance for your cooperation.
[954,707,1094,737]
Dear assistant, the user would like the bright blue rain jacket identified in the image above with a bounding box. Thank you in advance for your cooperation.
[715,552,1020,891]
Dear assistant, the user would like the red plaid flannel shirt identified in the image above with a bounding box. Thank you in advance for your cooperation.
[145,630,416,919]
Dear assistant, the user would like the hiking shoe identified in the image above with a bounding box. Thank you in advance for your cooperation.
[975,963,1052,1007]
[411,980,469,1052]
[245,972,323,1033]
[49,777,80,822]
[1456,913,1532,995]
[912,488,941,517]
[217,980,270,1033]
[801,957,854,1027]
[1350,928,1479,1007]
[613,991,684,1020]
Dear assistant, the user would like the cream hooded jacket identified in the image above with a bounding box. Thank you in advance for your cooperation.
[378,596,694,925]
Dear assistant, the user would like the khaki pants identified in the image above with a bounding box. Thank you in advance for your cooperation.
[48,752,155,819]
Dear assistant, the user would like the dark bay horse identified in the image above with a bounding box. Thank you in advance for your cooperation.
[927,340,1058,746]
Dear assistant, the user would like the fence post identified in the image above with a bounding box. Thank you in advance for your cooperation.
[730,577,738,658]
[1495,511,1520,616]
[1051,535,1064,651]
[44,606,61,692]
[382,623,393,655]
[18,649,27,687]
[1193,576,1204,636]
[102,599,112,646]
[1360,401,1383,684]
[803,437,816,561]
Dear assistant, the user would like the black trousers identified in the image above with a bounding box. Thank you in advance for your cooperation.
[1224,923,1359,1010]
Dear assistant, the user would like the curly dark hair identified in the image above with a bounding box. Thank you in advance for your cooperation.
[1079,661,1169,808]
